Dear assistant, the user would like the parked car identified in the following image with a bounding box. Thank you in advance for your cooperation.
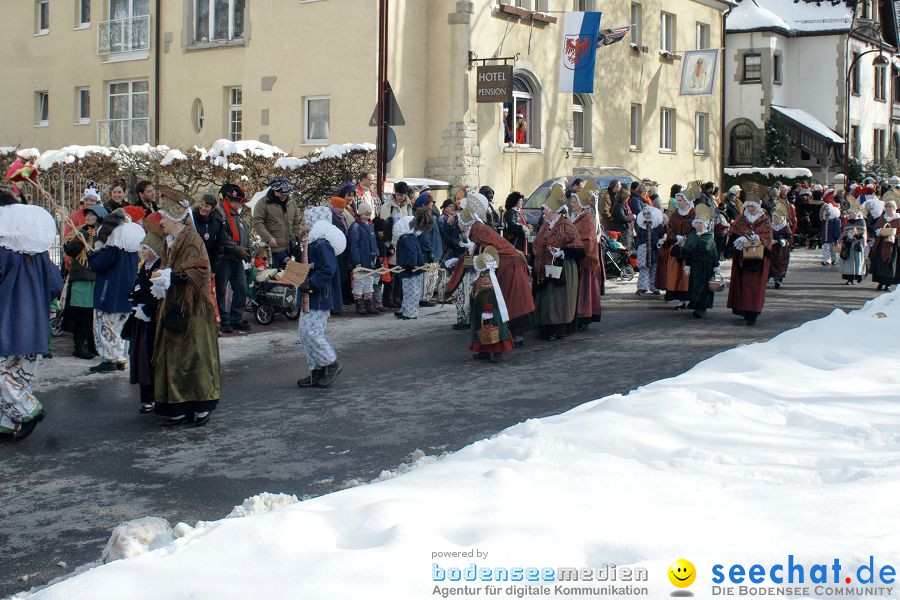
[521,167,640,231]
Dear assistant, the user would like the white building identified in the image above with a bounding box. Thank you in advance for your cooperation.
[724,0,899,182]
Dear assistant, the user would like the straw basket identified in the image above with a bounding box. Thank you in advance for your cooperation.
[275,260,310,286]
[880,227,896,238]
[463,254,474,267]
[708,275,725,293]
[742,240,764,260]
[477,322,500,345]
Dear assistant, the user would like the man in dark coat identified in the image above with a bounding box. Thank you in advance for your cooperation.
[217,185,253,333]
[192,195,227,275]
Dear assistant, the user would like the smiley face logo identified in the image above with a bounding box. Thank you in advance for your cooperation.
[668,558,696,588]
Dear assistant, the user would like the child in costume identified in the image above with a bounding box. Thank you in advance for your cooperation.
[469,246,514,362]
[769,205,793,288]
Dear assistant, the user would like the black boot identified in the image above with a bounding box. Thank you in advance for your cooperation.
[364,299,379,315]
[297,368,323,388]
[355,298,367,316]
[316,361,343,388]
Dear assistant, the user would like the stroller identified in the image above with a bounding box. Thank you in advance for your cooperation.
[245,243,301,325]
[601,232,635,281]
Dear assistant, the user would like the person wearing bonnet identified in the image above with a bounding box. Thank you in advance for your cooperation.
[727,191,773,326]
[468,246,514,363]
[0,185,63,440]
[769,204,793,289]
[870,199,900,291]
[129,213,166,414]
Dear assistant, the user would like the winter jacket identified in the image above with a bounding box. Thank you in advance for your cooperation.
[416,223,444,263]
[395,233,424,280]
[306,238,343,312]
[220,206,252,262]
[0,248,63,356]
[252,189,302,253]
[635,224,664,248]
[63,225,100,282]
[88,246,139,314]
[378,196,413,222]
[439,214,463,258]
[348,219,379,270]
[192,207,227,273]
[820,217,842,244]
[609,201,634,232]
[696,192,716,211]
[628,193,645,217]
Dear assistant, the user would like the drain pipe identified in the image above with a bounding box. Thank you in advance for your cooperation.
[154,0,161,144]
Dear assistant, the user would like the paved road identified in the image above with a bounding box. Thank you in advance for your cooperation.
[0,251,881,596]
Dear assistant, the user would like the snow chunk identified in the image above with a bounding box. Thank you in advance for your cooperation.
[205,139,286,161]
[725,167,814,178]
[100,517,174,564]
[16,148,41,159]
[273,156,309,171]
[35,146,114,170]
[159,149,188,166]
[310,143,376,163]
[226,493,299,519]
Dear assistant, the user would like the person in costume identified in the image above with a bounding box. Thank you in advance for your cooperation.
[634,204,664,295]
[569,187,602,329]
[682,204,720,319]
[532,183,582,340]
[62,204,108,359]
[768,205,793,289]
[840,205,867,285]
[347,200,380,315]
[217,184,252,333]
[0,188,62,440]
[659,192,694,308]
[870,199,900,291]
[330,183,357,308]
[149,193,221,427]
[819,203,842,266]
[296,206,346,388]
[469,246,514,362]
[393,215,424,320]
[861,185,884,240]
[503,191,530,254]
[86,210,143,373]
[130,214,164,413]
[727,196,773,326]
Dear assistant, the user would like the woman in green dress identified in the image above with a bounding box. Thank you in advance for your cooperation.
[682,204,720,319]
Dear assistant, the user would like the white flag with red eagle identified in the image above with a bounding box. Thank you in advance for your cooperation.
[558,11,602,93]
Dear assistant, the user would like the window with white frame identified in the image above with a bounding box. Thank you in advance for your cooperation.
[79,0,91,26]
[660,107,675,151]
[505,74,538,148]
[572,94,590,152]
[875,65,887,101]
[695,22,709,49]
[874,128,887,161]
[742,53,761,83]
[305,96,330,144]
[228,86,242,141]
[660,12,675,54]
[192,98,205,133]
[630,103,642,149]
[851,51,861,94]
[36,0,49,33]
[36,91,49,125]
[195,0,245,43]
[77,88,90,124]
[630,3,641,46]
[107,80,149,145]
[694,112,709,154]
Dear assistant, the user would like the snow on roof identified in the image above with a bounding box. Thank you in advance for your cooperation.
[771,105,844,143]
[727,0,852,34]
[725,167,814,178]
[386,177,451,189]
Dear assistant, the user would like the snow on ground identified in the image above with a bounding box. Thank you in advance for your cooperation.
[18,283,900,598]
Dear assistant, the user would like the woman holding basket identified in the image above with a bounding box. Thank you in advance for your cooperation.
[727,197,773,326]
[870,200,900,292]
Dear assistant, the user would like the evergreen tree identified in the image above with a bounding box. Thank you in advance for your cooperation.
[760,115,793,167]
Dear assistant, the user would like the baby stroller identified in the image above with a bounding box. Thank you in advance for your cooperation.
[601,232,635,281]
[245,243,301,325]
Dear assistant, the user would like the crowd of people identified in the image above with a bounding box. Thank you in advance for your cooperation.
[2,165,898,441]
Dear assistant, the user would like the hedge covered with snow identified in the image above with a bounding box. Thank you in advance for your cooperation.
[0,141,375,213]
[723,166,815,190]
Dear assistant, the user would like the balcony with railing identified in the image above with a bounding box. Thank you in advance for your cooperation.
[97,15,150,58]
[97,118,150,147]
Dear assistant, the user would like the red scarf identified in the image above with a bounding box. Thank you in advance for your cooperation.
[224,205,241,243]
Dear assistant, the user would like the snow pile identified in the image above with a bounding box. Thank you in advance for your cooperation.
[273,143,375,171]
[23,292,900,599]
[725,167,813,178]
[17,148,41,159]
[159,148,187,166]
[727,0,852,33]
[225,493,299,519]
[100,518,179,564]
[273,156,309,170]
[35,146,115,170]
[203,139,286,162]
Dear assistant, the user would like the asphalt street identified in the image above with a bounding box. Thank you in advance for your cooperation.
[0,250,882,597]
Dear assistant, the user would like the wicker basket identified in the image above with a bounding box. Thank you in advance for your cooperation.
[742,240,764,260]
[275,260,310,286]
[462,254,474,267]
[708,275,725,293]
[477,322,500,345]
[880,227,896,238]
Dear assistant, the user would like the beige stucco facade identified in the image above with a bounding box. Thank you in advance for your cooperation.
[3,0,727,199]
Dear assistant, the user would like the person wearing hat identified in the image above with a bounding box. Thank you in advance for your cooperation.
[469,246,514,362]
[727,195,773,326]
[478,186,502,232]
[86,209,143,373]
[331,183,359,309]
[296,206,346,388]
[380,180,413,309]
[413,193,443,307]
[129,214,165,413]
[870,200,900,291]
[252,176,302,269]
[840,203,867,285]
[150,192,221,427]
[515,109,528,144]
[769,205,793,288]
[658,192,694,307]
[819,202,842,266]
[503,104,513,144]
[0,188,63,440]
[217,184,252,333]
[682,203,720,319]
[62,185,103,250]
[347,199,380,315]
[569,187,602,329]
[192,194,227,276]
[62,203,108,359]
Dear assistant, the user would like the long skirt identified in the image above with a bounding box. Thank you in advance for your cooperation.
[400,274,424,318]
[451,270,474,324]
[0,355,43,433]
[663,251,689,301]
[94,310,129,363]
[576,263,602,321]
[870,240,899,285]
[422,267,439,302]
[636,244,659,292]
[298,309,337,370]
[129,318,156,386]
[727,257,770,316]
[769,244,791,280]
[841,241,866,281]
[154,307,221,417]
[535,257,579,327]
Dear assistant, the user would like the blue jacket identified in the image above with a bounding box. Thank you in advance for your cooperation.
[628,193,645,218]
[416,224,444,263]
[306,238,343,312]
[438,214,462,258]
[347,219,379,270]
[88,247,139,314]
[0,249,63,356]
[395,233,424,280]
[820,217,842,244]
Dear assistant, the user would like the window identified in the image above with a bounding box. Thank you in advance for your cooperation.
[36,91,49,125]
[195,0,245,43]
[77,88,90,124]
[729,123,754,166]
[36,0,49,33]
[630,3,641,46]
[630,103,642,149]
[573,0,594,9]
[102,0,150,55]
[850,124,860,159]
[192,98,205,133]
[694,112,709,153]
[894,133,900,161]
[572,95,590,152]
[695,22,709,50]
[774,54,783,84]
[305,96,330,144]
[660,107,675,151]
[874,128,887,161]
[105,80,149,145]
[742,53,761,83]
[79,0,91,26]
[851,51,861,95]
[506,75,537,147]
[875,65,887,101]
[228,86,242,141]
[660,12,675,54]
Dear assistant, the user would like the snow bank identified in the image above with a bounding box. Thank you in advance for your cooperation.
[725,167,813,178]
[23,292,900,599]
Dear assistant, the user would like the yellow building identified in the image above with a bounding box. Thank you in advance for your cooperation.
[3,0,729,197]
